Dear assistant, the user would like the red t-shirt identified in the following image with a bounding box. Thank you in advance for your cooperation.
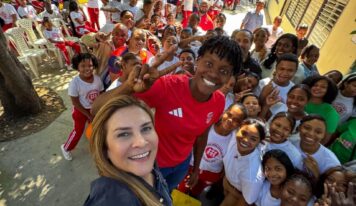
[199,13,214,31]
[135,75,225,168]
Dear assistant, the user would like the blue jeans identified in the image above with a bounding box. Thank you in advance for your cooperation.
[159,154,192,192]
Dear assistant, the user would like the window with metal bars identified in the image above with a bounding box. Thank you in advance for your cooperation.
[285,0,310,27]
[308,0,349,48]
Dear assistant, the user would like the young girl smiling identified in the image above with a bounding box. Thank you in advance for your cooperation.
[261,112,303,170]
[256,149,295,206]
[294,115,341,178]
[178,103,247,196]
[222,118,266,205]
[303,76,339,145]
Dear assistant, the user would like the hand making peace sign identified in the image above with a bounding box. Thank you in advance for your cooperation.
[125,45,183,93]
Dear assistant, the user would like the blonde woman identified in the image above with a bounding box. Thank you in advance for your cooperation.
[84,95,171,206]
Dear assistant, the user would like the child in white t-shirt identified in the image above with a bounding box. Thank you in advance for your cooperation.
[255,149,295,206]
[294,115,341,176]
[17,0,39,21]
[149,35,180,73]
[260,112,303,170]
[0,1,18,31]
[222,118,266,205]
[43,18,81,67]
[178,103,247,196]
[332,73,356,124]
[69,1,96,36]
[61,53,104,161]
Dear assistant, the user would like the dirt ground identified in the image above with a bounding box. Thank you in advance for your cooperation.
[0,86,66,142]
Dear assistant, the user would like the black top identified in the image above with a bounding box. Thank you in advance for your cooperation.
[84,166,172,206]
[242,53,262,79]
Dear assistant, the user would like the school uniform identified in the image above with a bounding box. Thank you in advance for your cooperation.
[295,140,341,174]
[63,75,104,151]
[17,5,39,20]
[255,78,295,104]
[43,28,81,65]
[223,137,264,204]
[178,127,235,196]
[260,141,304,170]
[70,11,96,35]
[332,90,355,124]
[0,3,19,31]
[255,181,280,206]
[87,0,100,30]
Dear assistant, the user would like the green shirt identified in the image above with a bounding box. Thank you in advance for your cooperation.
[330,118,356,164]
[304,102,340,133]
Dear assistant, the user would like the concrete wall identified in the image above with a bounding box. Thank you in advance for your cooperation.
[267,0,356,74]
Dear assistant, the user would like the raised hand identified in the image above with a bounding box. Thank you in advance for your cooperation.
[330,182,356,206]
[235,88,252,102]
[126,45,182,93]
[259,79,275,103]
[265,88,281,107]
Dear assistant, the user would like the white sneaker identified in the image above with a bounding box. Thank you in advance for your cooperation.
[66,64,73,71]
[61,144,72,161]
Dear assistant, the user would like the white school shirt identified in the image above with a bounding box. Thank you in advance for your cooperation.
[191,127,235,173]
[0,3,18,24]
[255,181,280,206]
[120,4,144,22]
[149,55,179,73]
[70,11,84,27]
[255,77,295,104]
[68,75,104,109]
[17,5,38,20]
[260,141,304,170]
[108,1,122,22]
[39,9,62,20]
[87,0,99,8]
[106,78,122,91]
[332,91,355,124]
[294,140,341,174]
[223,137,264,204]
[264,25,283,49]
[43,28,64,42]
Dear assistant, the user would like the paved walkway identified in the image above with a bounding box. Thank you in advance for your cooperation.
[0,3,264,206]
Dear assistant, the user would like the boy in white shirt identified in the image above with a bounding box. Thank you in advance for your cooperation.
[255,53,298,105]
[39,1,62,20]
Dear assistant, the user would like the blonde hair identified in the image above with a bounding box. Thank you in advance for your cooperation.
[90,95,161,206]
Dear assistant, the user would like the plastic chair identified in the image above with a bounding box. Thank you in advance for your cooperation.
[51,18,80,43]
[5,27,48,77]
[4,32,39,78]
[16,19,48,48]
[16,19,65,68]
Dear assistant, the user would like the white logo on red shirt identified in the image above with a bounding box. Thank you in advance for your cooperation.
[168,108,183,118]
[206,112,214,124]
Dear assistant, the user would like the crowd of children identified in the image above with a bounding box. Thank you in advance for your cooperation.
[59,0,356,205]
[2,0,355,205]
